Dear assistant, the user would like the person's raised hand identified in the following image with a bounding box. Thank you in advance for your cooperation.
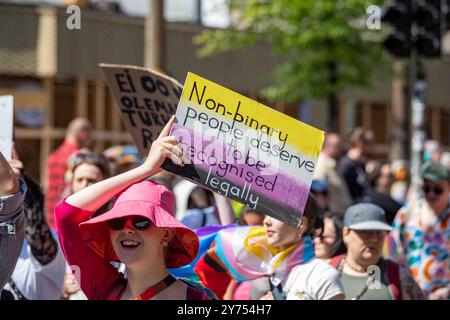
[142,115,187,174]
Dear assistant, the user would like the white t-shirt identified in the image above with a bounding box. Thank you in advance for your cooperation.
[283,258,345,300]
[4,240,67,300]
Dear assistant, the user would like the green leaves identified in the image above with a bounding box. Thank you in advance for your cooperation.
[194,0,388,103]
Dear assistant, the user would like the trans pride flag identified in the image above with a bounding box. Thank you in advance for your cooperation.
[170,225,315,287]
[169,225,232,280]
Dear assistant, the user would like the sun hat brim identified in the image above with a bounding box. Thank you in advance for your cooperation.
[79,200,199,269]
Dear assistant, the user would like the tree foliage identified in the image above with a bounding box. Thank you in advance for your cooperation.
[194,0,387,103]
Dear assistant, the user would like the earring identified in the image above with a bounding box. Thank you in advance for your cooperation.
[161,241,168,247]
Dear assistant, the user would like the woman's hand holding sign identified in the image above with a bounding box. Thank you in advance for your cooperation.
[143,115,187,174]
[66,115,187,211]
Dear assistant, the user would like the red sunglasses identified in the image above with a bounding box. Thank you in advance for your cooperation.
[107,216,152,231]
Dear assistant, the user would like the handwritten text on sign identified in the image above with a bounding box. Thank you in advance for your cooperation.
[101,64,182,156]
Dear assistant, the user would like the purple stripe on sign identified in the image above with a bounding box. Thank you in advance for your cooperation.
[172,123,311,214]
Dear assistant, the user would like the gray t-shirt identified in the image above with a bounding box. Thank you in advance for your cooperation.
[0,179,26,290]
[340,258,394,300]
[340,272,392,300]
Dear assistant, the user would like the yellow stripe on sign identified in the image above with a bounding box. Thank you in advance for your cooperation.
[180,72,324,158]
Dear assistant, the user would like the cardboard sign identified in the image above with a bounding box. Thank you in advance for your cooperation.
[0,95,13,160]
[102,64,324,227]
[167,73,324,227]
[100,64,183,156]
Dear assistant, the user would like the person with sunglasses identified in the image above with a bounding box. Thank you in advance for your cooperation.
[389,161,450,299]
[313,212,347,263]
[54,116,215,300]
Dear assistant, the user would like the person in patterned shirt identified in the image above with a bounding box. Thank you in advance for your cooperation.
[389,161,449,299]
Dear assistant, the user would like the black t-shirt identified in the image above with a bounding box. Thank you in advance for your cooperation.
[336,156,368,202]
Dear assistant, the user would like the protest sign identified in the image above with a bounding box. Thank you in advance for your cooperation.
[102,65,323,227]
[0,95,13,160]
[167,73,324,228]
[100,64,183,156]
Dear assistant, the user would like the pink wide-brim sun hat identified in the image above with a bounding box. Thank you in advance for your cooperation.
[78,180,199,269]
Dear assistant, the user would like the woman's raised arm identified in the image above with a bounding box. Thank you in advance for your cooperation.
[66,115,185,211]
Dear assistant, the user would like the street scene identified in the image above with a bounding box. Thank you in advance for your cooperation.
[0,0,449,303]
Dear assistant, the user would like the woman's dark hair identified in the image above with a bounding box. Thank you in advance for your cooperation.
[238,207,265,226]
[187,186,215,209]
[69,150,110,179]
[303,193,319,236]
[367,160,391,189]
[317,211,347,257]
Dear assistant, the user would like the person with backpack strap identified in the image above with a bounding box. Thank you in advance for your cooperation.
[332,203,424,300]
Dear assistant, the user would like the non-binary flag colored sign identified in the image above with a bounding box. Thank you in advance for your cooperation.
[100,64,183,156]
[167,73,324,228]
[0,95,13,161]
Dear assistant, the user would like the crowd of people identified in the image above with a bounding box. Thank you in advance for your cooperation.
[0,116,448,300]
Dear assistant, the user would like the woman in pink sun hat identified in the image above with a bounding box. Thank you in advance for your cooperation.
[55,116,215,300]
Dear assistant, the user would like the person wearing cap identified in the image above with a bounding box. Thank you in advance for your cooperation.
[389,161,450,300]
[330,203,424,300]
[55,116,215,300]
